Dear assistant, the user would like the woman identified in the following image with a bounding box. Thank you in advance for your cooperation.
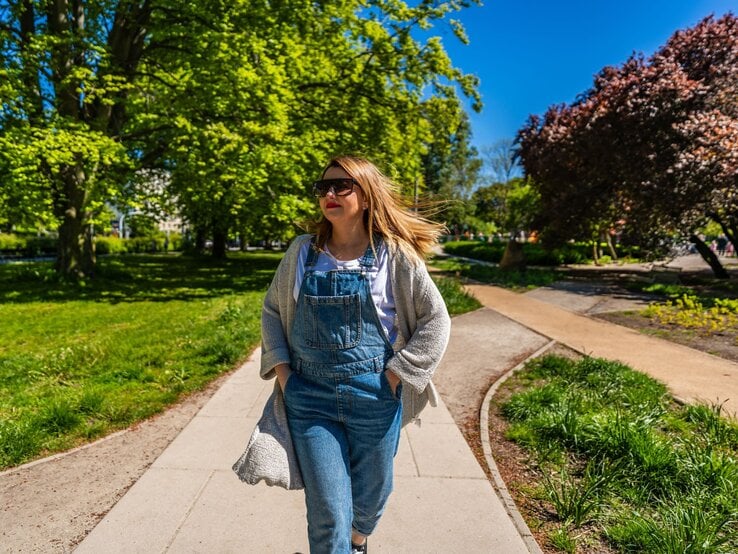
[239,155,451,554]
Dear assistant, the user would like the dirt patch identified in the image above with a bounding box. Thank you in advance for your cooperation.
[595,311,738,364]
[0,370,234,553]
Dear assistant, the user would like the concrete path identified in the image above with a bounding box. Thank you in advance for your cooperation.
[468,284,738,418]
[76,340,534,554]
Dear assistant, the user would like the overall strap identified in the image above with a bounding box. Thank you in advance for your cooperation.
[358,235,382,268]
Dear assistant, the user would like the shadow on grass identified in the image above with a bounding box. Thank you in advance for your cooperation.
[0,252,283,304]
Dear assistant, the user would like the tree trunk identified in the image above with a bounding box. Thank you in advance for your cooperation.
[500,239,525,271]
[82,222,96,277]
[54,165,88,278]
[605,232,618,260]
[194,227,207,253]
[690,234,729,279]
[708,212,738,260]
[212,227,228,259]
[55,207,85,279]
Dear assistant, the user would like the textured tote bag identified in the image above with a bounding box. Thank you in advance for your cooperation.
[232,383,304,490]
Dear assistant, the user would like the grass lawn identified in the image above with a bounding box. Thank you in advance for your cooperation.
[492,355,738,553]
[0,252,477,470]
[430,256,560,290]
[0,253,281,469]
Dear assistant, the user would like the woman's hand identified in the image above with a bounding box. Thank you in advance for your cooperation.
[274,363,293,391]
[385,369,401,397]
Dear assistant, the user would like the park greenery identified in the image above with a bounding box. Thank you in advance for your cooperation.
[3,5,733,282]
[496,355,738,553]
[429,255,560,290]
[0,253,279,468]
[0,0,481,278]
[0,253,476,468]
[517,14,738,277]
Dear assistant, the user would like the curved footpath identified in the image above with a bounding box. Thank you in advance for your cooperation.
[74,280,738,553]
[469,284,738,418]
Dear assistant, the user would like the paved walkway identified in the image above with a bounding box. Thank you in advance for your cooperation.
[469,284,738,418]
[74,278,738,553]
[75,336,534,553]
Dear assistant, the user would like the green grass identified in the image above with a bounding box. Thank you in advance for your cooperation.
[498,355,738,553]
[430,257,559,290]
[431,275,481,315]
[0,252,479,469]
[0,253,281,469]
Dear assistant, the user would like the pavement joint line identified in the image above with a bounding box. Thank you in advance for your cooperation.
[479,338,557,554]
[403,425,422,477]
[162,468,216,553]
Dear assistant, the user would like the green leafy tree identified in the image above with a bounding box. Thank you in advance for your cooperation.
[0,0,153,277]
[130,0,483,257]
[1,0,481,271]
[422,110,482,231]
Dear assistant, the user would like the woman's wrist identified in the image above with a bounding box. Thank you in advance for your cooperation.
[385,369,401,395]
[274,364,292,390]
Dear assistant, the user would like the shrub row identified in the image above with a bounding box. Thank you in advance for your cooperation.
[443,240,641,266]
[442,240,588,265]
[0,233,182,257]
[95,235,183,254]
[0,234,57,257]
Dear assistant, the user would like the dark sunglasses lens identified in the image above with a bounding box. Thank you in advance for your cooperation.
[313,179,354,197]
[333,181,353,195]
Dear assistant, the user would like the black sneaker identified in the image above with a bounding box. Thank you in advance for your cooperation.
[350,540,367,554]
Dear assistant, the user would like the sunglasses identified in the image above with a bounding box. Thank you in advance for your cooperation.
[312,178,358,198]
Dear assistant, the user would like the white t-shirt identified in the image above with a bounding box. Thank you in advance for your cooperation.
[293,241,397,343]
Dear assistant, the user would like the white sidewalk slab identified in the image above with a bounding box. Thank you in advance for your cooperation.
[76,348,530,554]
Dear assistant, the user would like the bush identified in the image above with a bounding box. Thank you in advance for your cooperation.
[0,234,57,257]
[1,232,184,259]
[443,240,588,266]
[95,236,128,255]
[25,236,57,256]
[0,233,26,253]
[442,241,505,263]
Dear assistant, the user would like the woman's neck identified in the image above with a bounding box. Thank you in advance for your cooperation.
[327,225,370,260]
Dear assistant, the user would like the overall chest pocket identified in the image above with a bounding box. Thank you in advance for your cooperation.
[302,293,362,350]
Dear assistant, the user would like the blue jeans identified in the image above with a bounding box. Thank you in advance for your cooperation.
[287,240,402,553]
[284,365,402,554]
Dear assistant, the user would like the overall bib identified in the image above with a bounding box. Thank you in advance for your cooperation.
[284,240,403,554]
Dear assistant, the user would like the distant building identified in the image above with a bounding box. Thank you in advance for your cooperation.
[108,170,187,237]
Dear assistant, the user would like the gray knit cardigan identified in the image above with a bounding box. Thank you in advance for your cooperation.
[233,234,451,490]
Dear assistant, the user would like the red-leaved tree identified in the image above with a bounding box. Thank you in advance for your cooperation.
[518,14,737,276]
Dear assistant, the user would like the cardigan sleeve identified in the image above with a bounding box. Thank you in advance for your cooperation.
[385,260,451,394]
[260,267,291,379]
[259,237,308,378]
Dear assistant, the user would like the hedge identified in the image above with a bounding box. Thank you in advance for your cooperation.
[442,241,589,266]
[0,233,184,257]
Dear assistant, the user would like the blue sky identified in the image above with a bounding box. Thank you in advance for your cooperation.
[436,0,737,149]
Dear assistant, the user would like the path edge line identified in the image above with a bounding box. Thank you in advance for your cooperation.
[479,339,557,554]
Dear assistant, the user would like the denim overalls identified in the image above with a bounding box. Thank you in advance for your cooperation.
[284,239,403,554]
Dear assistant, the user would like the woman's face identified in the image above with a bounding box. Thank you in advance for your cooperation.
[319,166,367,228]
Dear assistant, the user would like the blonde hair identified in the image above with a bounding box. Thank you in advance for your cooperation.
[311,155,446,263]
